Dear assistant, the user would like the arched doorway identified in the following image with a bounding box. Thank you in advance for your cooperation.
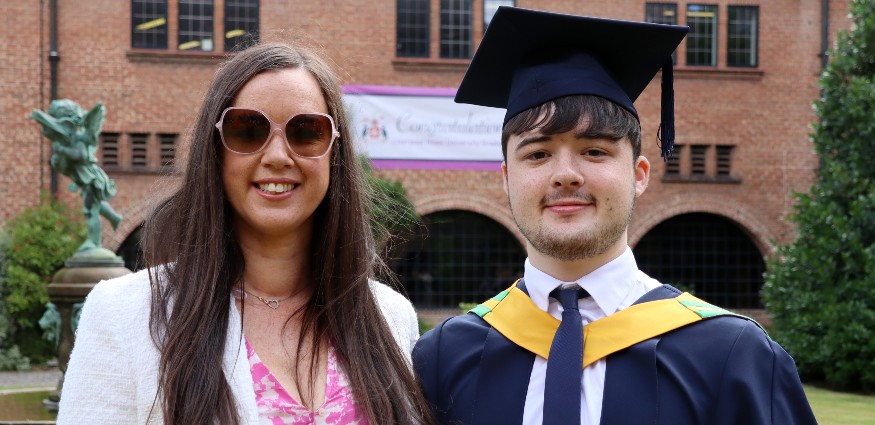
[390,210,525,308]
[633,213,765,308]
[117,224,145,271]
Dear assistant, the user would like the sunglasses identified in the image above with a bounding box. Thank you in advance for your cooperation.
[215,107,339,157]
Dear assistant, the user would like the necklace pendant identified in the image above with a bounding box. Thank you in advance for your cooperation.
[266,299,280,310]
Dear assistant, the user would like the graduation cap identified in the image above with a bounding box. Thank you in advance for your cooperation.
[455,6,688,160]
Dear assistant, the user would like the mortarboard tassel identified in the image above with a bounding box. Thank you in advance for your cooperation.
[658,57,675,162]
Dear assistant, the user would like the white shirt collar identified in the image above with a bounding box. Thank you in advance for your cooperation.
[523,246,642,316]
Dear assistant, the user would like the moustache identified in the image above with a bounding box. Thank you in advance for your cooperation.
[540,190,595,207]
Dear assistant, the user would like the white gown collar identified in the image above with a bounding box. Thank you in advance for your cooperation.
[523,246,641,316]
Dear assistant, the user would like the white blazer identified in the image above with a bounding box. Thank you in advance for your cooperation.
[57,269,420,424]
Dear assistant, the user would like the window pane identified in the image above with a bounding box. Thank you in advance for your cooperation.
[645,3,678,64]
[225,0,259,52]
[397,0,430,57]
[686,4,717,66]
[440,0,472,59]
[484,0,513,30]
[178,0,215,51]
[131,0,168,49]
[645,2,677,25]
[728,6,758,67]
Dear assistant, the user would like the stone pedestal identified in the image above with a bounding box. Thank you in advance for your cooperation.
[43,248,131,411]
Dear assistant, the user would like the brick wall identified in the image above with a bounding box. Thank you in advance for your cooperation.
[1,2,50,221]
[1,0,853,264]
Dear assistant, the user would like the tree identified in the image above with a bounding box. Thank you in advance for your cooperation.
[762,0,875,391]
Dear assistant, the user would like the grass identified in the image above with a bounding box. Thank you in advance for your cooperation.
[806,385,875,425]
[0,390,57,421]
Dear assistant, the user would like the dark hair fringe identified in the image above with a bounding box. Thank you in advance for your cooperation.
[501,95,642,160]
[143,42,434,424]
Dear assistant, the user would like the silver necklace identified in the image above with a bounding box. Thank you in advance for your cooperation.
[242,288,293,310]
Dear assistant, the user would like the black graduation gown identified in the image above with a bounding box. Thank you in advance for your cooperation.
[412,285,818,425]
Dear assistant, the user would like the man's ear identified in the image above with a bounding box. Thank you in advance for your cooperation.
[634,156,650,197]
[501,161,509,197]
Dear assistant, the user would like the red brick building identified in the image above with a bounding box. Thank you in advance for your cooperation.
[1,0,852,317]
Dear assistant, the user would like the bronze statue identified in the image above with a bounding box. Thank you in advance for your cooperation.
[30,100,122,253]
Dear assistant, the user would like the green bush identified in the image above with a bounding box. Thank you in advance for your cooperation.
[0,230,30,371]
[0,195,85,368]
[0,346,31,371]
[360,156,420,250]
[418,317,434,335]
[762,0,875,391]
[459,302,477,313]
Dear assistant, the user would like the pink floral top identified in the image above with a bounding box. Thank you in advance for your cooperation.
[245,337,367,425]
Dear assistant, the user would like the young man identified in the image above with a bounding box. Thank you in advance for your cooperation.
[412,7,817,425]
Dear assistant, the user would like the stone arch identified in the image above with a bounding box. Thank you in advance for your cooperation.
[389,209,526,309]
[630,197,776,257]
[102,196,155,252]
[633,212,767,309]
[117,223,145,271]
[415,193,524,248]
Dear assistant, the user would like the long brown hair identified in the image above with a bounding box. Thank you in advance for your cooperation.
[143,42,433,424]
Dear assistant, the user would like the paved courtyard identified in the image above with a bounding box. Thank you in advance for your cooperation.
[0,368,61,390]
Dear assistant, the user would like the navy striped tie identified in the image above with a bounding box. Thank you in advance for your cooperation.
[543,286,588,425]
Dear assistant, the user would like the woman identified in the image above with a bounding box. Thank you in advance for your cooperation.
[59,42,434,424]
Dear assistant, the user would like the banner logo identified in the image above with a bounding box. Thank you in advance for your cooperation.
[361,116,389,143]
